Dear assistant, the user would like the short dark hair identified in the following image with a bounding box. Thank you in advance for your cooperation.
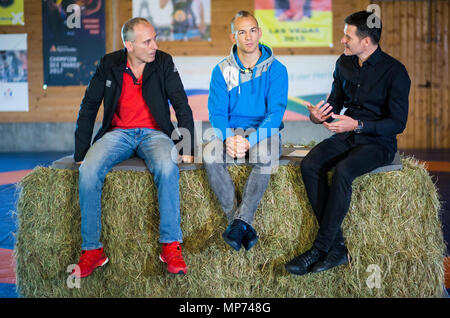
[230,11,258,34]
[344,10,382,44]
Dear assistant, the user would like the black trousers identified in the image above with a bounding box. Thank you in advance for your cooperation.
[301,134,394,253]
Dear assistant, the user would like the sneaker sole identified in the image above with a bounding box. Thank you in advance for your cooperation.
[73,257,109,278]
[285,264,310,276]
[159,255,187,275]
[243,236,259,251]
[222,232,242,251]
[310,254,350,273]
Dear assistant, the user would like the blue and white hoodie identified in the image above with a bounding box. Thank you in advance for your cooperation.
[207,43,288,147]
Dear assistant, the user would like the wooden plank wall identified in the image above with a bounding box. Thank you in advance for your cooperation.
[373,0,449,149]
[431,0,449,149]
[1,0,448,148]
[0,0,369,124]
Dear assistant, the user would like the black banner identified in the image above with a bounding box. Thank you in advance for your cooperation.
[42,0,105,86]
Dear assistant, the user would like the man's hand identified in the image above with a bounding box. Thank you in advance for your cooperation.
[75,161,83,165]
[323,114,358,133]
[225,135,250,158]
[179,155,194,163]
[305,100,334,124]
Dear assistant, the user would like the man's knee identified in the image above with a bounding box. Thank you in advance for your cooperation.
[332,162,355,186]
[203,138,225,165]
[79,160,101,182]
[156,136,179,163]
[249,136,280,166]
[300,153,319,175]
[152,156,179,178]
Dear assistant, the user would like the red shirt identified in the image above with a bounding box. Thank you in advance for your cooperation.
[111,63,161,130]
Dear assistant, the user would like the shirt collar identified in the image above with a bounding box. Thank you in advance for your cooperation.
[365,45,382,66]
[124,61,142,85]
[351,45,383,67]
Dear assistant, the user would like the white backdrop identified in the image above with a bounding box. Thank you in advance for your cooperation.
[171,54,337,121]
[0,33,28,112]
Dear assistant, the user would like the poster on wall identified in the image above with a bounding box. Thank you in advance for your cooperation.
[0,33,28,112]
[254,0,332,47]
[0,0,24,25]
[42,0,105,86]
[169,55,337,122]
[132,0,211,41]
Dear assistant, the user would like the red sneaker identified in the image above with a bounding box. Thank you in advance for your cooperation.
[72,247,109,278]
[159,242,187,275]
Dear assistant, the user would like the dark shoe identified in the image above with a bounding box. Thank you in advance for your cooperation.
[310,243,349,273]
[285,247,325,276]
[222,219,248,251]
[242,223,259,251]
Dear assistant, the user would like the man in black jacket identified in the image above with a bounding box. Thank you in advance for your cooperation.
[72,17,194,278]
[285,11,411,275]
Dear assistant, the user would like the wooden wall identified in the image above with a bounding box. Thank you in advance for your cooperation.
[373,0,450,149]
[0,0,448,149]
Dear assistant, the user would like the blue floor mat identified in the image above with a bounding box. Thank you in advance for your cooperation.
[0,283,19,298]
[0,152,71,249]
[0,184,19,250]
[0,152,72,172]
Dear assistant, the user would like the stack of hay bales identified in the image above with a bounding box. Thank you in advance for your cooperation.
[15,157,445,297]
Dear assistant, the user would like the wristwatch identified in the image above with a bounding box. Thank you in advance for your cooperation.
[354,120,364,134]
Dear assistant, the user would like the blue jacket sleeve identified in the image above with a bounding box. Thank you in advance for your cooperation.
[207,65,234,141]
[247,62,288,148]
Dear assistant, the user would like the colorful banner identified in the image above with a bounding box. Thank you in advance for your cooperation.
[277,55,336,119]
[170,55,337,121]
[0,0,24,26]
[0,33,28,112]
[42,0,106,86]
[133,0,211,41]
[255,0,332,47]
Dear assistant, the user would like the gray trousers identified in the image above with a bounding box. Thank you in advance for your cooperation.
[203,134,281,226]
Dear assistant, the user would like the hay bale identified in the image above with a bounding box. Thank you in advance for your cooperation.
[15,157,445,297]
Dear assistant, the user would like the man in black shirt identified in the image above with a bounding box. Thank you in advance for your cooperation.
[285,11,411,275]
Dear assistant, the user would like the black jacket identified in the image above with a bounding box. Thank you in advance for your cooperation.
[74,48,194,162]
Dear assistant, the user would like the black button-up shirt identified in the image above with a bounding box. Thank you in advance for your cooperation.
[327,46,411,154]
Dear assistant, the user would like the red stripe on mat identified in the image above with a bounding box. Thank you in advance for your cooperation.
[420,161,450,173]
[445,257,450,289]
[0,170,32,186]
[0,248,16,284]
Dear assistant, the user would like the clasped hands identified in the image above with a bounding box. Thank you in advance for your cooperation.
[225,135,250,159]
[305,100,358,133]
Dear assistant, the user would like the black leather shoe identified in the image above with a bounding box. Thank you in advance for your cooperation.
[242,223,259,251]
[222,219,248,251]
[285,247,325,276]
[310,243,349,273]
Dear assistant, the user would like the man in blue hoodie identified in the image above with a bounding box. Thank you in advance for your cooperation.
[203,11,288,251]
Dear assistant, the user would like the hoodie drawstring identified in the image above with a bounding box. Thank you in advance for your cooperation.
[238,68,255,95]
[228,43,274,96]
[251,68,255,95]
[238,70,241,95]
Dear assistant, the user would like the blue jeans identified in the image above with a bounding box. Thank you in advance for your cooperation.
[78,128,182,250]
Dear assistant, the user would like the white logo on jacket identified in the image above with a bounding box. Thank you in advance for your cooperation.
[222,65,240,92]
